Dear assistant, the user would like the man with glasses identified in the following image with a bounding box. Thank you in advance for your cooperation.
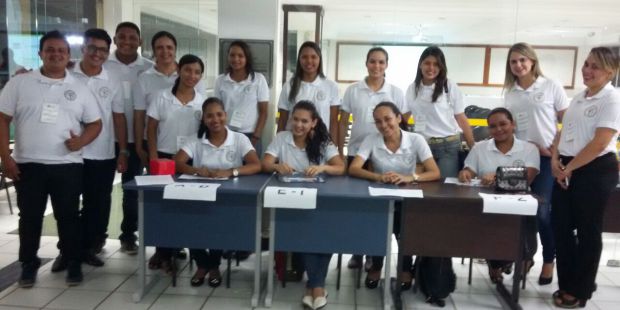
[62,28,128,269]
[0,30,102,287]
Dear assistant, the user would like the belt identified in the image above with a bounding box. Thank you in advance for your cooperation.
[427,134,460,145]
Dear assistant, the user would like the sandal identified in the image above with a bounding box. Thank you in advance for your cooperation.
[190,268,207,287]
[208,269,222,288]
[553,293,586,308]
[148,252,162,270]
[400,271,413,291]
[488,267,503,284]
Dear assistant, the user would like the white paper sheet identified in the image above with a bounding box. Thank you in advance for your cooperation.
[444,177,482,187]
[368,187,424,198]
[135,175,174,186]
[264,186,317,209]
[478,193,537,216]
[178,174,229,181]
[163,182,221,201]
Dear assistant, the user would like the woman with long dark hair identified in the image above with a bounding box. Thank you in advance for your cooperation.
[175,97,261,287]
[551,47,620,308]
[214,40,269,150]
[276,42,340,142]
[263,101,345,310]
[144,54,205,273]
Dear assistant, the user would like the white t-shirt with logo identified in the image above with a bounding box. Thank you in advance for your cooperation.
[356,130,433,175]
[265,131,339,172]
[558,83,620,157]
[0,69,101,164]
[71,64,124,160]
[181,128,255,169]
[406,79,465,139]
[277,77,339,131]
[341,80,406,156]
[214,73,269,133]
[146,88,204,155]
[464,137,540,176]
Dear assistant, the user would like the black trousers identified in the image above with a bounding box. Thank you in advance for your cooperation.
[116,142,143,243]
[190,249,223,270]
[15,163,83,263]
[81,158,116,251]
[552,152,618,300]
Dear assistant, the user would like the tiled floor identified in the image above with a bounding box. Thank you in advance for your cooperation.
[0,186,619,309]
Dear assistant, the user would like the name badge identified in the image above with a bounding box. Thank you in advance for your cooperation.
[365,106,375,123]
[414,115,427,133]
[516,112,529,131]
[563,122,575,142]
[229,110,247,129]
[40,99,60,124]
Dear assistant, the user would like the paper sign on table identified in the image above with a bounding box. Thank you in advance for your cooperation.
[135,175,174,186]
[264,186,317,209]
[178,174,229,181]
[163,182,221,201]
[444,177,482,187]
[368,187,424,198]
[478,193,537,215]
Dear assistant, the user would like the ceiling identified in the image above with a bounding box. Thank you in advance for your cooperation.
[133,0,620,47]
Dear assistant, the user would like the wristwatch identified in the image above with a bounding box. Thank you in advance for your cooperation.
[232,168,239,177]
[119,149,130,157]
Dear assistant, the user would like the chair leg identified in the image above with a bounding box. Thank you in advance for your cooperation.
[461,257,465,265]
[227,256,232,288]
[336,254,342,290]
[468,258,473,285]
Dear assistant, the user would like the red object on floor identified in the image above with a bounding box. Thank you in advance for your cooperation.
[149,159,175,175]
[275,251,286,281]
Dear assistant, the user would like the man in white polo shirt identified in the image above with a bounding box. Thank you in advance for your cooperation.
[0,30,102,287]
[70,28,128,268]
[103,22,153,255]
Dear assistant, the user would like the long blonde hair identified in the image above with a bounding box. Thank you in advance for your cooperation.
[503,42,544,91]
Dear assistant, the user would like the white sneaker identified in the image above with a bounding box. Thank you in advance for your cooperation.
[313,296,327,309]
[302,295,313,309]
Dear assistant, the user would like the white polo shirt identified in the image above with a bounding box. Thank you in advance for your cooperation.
[341,80,406,156]
[558,83,620,157]
[146,88,204,155]
[71,64,124,160]
[464,137,540,176]
[265,131,339,172]
[356,130,433,175]
[181,128,254,169]
[214,72,270,133]
[103,52,153,143]
[0,69,101,164]
[134,66,207,111]
[406,79,465,139]
[504,76,568,149]
[277,77,339,131]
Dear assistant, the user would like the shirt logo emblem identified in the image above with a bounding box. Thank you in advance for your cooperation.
[513,159,525,167]
[226,150,235,162]
[194,110,202,121]
[533,92,545,102]
[315,90,326,101]
[584,105,598,118]
[98,87,111,99]
[64,90,77,101]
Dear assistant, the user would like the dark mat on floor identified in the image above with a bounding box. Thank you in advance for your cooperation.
[8,184,123,239]
[0,258,52,292]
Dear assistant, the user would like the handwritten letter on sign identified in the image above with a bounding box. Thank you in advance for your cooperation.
[264,186,318,209]
[163,182,221,201]
[478,193,537,216]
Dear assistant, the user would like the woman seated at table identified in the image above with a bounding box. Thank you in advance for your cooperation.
[348,101,440,294]
[457,107,540,283]
[262,100,345,310]
[175,97,261,287]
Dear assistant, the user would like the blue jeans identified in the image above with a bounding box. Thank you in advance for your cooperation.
[303,253,332,288]
[531,156,555,263]
[429,138,461,178]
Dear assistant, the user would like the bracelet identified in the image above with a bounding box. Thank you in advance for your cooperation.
[119,149,130,157]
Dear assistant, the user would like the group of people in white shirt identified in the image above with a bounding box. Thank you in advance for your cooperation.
[0,23,618,310]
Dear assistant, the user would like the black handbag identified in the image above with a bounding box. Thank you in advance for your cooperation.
[495,166,528,192]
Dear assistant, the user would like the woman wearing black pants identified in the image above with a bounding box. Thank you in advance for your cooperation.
[551,47,620,308]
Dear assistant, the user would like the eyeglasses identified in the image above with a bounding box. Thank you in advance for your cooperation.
[84,45,109,55]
